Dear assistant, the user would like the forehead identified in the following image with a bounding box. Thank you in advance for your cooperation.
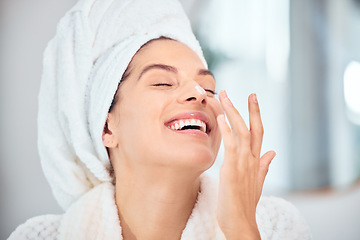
[129,39,206,73]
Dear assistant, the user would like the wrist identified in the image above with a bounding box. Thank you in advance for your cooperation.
[223,221,261,240]
[225,231,261,240]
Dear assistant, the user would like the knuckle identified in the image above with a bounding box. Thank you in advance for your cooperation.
[243,130,251,141]
[226,141,237,152]
[238,147,250,158]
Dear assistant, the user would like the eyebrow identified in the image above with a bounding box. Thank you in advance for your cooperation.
[138,64,215,80]
[138,64,177,80]
[198,69,214,78]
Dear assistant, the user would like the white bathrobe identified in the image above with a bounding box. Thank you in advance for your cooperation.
[9,175,311,240]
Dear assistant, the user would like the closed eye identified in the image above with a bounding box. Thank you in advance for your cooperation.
[153,83,173,87]
[205,89,216,95]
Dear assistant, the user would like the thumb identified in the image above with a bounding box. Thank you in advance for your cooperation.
[256,151,276,200]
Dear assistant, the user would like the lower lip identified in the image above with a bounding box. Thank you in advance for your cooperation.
[167,128,208,137]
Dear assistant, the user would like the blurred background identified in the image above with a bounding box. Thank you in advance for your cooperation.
[1,0,359,239]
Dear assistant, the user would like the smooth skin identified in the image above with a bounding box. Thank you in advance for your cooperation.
[217,91,276,239]
[103,39,275,240]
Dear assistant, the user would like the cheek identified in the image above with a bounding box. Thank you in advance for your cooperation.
[113,104,151,162]
[115,95,165,143]
[212,126,221,148]
[209,98,223,134]
[209,98,223,150]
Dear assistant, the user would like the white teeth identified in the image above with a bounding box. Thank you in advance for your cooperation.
[169,119,207,133]
[179,121,185,129]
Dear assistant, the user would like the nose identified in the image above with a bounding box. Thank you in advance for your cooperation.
[178,83,207,105]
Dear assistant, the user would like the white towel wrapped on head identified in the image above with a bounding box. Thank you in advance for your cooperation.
[38,0,206,210]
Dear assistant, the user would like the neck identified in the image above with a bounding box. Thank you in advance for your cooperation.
[114,165,201,240]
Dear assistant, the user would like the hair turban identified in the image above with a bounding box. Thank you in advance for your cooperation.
[38,0,206,210]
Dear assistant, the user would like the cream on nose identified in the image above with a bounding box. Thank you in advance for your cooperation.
[195,85,206,95]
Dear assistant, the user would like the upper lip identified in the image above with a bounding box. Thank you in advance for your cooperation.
[164,112,212,133]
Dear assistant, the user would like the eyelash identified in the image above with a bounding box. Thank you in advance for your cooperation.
[206,89,216,95]
[153,83,172,87]
[152,83,216,95]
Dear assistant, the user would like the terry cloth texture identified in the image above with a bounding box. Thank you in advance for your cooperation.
[8,175,312,240]
[37,0,206,210]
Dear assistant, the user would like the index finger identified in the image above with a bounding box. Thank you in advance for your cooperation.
[218,90,250,145]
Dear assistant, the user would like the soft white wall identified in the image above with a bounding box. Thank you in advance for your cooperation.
[0,1,76,239]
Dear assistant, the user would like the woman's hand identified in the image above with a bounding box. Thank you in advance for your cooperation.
[216,90,276,240]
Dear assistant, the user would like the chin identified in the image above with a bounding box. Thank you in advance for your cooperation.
[170,146,217,172]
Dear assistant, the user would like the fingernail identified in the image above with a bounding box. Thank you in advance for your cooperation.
[252,93,258,103]
[220,90,227,98]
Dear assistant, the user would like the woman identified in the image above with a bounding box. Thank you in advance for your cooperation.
[9,0,311,239]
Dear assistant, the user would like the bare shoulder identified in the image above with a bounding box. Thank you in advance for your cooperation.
[8,214,62,240]
[256,196,312,240]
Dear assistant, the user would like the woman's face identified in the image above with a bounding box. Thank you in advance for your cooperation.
[106,39,222,173]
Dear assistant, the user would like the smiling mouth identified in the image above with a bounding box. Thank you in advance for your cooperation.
[167,119,207,133]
